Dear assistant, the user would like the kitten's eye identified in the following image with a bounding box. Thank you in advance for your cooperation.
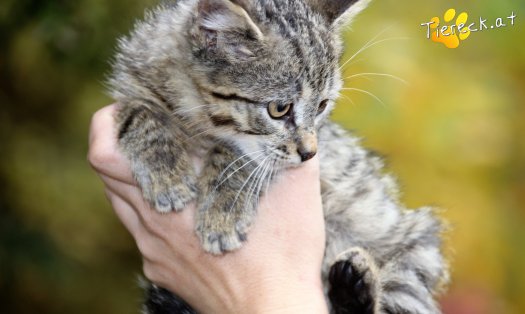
[268,102,292,119]
[317,99,329,115]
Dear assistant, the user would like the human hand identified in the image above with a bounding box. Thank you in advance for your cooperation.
[88,105,328,314]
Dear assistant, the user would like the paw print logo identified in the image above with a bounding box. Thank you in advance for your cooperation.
[430,9,470,49]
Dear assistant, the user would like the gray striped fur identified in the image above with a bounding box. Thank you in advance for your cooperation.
[109,0,449,313]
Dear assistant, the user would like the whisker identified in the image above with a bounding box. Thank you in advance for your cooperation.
[171,104,209,116]
[264,159,277,196]
[256,159,274,206]
[181,127,217,143]
[339,26,393,70]
[229,155,271,212]
[341,87,386,107]
[217,150,265,182]
[215,152,266,188]
[341,58,366,69]
[346,75,374,83]
[344,72,409,85]
[338,93,356,106]
[244,158,271,210]
[341,37,411,73]
[180,118,207,130]
[211,159,265,200]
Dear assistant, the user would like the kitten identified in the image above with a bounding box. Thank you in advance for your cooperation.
[108,0,449,313]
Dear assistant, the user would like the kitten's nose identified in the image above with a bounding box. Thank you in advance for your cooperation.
[298,148,317,162]
[295,129,318,162]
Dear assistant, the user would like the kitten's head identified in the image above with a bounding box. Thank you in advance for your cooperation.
[187,0,368,166]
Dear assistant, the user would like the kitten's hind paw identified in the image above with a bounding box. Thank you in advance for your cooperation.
[328,248,380,314]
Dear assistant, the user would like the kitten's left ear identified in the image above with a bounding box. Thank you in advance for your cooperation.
[307,0,371,27]
[193,0,264,60]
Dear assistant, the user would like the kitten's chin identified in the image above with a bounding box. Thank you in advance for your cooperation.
[275,158,303,170]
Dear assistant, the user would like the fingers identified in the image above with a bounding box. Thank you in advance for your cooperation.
[102,173,198,253]
[88,104,135,185]
[254,155,324,253]
[282,155,320,186]
[260,155,321,214]
[88,105,195,237]
[104,187,143,239]
[103,180,186,263]
[88,105,210,294]
[107,188,176,268]
[100,173,149,215]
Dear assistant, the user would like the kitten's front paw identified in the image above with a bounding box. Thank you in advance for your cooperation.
[328,247,380,314]
[196,220,248,254]
[195,148,260,254]
[137,171,197,213]
[151,183,196,213]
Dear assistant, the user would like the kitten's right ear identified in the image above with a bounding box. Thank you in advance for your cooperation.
[192,0,264,60]
[307,0,370,27]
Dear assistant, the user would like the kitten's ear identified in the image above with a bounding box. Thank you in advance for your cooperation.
[193,0,264,60]
[308,0,370,26]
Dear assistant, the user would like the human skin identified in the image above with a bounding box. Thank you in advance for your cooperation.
[88,105,329,313]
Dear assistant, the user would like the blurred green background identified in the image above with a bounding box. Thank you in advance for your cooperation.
[1,0,523,313]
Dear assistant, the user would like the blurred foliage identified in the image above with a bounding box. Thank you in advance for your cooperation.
[1,0,524,313]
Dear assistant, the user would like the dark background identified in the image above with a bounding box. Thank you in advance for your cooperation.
[1,0,524,313]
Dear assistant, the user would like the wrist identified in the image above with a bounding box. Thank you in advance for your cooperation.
[240,276,328,314]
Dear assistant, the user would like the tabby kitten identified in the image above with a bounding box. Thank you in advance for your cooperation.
[109,0,449,313]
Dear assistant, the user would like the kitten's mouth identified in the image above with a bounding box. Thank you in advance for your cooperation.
[265,146,306,169]
[270,155,303,170]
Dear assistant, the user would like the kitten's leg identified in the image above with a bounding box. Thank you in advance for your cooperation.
[116,101,197,212]
[325,210,445,314]
[143,283,197,314]
[328,248,380,314]
[196,145,265,254]
[319,122,448,314]
[373,208,446,314]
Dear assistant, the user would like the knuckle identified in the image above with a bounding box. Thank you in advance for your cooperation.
[142,262,158,282]
[139,210,156,231]
[141,214,168,241]
[87,148,118,174]
[87,147,106,170]
[136,214,167,252]
[87,105,118,172]
[87,138,120,174]
[143,261,175,290]
[136,236,155,259]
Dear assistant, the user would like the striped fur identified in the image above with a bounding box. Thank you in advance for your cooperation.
[109,0,449,313]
